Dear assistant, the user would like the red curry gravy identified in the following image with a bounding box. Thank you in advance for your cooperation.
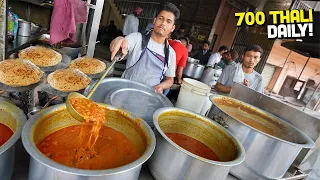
[166,133,220,161]
[37,98,140,169]
[37,125,140,169]
[0,123,13,146]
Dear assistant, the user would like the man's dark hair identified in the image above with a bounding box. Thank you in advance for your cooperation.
[222,52,229,56]
[218,46,228,52]
[158,2,180,22]
[203,40,210,46]
[110,20,114,24]
[180,24,185,29]
[244,45,263,55]
[230,49,239,60]
[178,37,189,46]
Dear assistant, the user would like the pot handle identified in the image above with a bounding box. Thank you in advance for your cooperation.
[213,113,229,129]
[189,89,208,96]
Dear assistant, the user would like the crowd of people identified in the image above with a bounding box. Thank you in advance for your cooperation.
[108,2,264,95]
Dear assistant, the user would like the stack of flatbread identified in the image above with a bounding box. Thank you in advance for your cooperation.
[0,59,43,87]
[47,68,91,92]
[19,46,62,67]
[69,57,106,75]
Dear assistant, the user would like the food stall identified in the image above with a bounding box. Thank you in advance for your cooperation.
[0,0,319,180]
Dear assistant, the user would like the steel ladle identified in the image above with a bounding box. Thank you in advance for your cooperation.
[66,55,121,122]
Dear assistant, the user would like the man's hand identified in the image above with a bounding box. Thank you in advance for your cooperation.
[154,84,164,93]
[110,36,128,60]
[244,79,249,87]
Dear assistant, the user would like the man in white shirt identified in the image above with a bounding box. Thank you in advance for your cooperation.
[207,45,228,67]
[215,45,264,94]
[122,7,143,36]
[110,3,180,93]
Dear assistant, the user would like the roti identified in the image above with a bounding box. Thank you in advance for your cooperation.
[0,59,43,86]
[19,46,62,67]
[47,68,91,92]
[69,57,106,75]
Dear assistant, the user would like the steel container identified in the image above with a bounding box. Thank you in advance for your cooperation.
[183,62,204,79]
[208,95,316,180]
[0,98,27,180]
[18,19,31,37]
[200,67,216,85]
[187,57,200,63]
[22,103,156,180]
[148,107,245,180]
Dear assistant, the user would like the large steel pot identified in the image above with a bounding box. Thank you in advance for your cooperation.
[0,98,27,180]
[200,68,222,87]
[22,103,156,180]
[200,67,216,85]
[187,57,200,63]
[208,95,316,180]
[148,107,245,180]
[183,62,204,79]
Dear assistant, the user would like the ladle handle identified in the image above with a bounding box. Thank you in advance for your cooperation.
[87,55,120,98]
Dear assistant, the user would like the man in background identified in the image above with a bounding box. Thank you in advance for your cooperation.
[122,7,143,36]
[171,24,186,39]
[207,45,228,67]
[192,40,211,65]
[216,49,239,69]
[215,45,264,94]
[169,37,189,84]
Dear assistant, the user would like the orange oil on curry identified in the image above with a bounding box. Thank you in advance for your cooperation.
[37,98,140,169]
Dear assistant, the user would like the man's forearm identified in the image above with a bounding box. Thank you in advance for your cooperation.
[159,77,174,90]
[176,66,183,83]
[215,83,232,93]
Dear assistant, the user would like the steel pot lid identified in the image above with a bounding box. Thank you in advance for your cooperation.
[105,88,171,126]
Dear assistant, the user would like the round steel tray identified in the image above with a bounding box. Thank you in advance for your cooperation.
[84,77,173,127]
[105,88,170,126]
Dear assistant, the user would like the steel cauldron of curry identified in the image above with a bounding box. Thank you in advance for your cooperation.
[209,95,315,180]
[22,100,156,180]
[0,98,26,180]
[148,107,245,180]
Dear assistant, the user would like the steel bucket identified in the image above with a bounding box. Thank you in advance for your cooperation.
[208,95,316,179]
[22,103,156,180]
[148,107,245,180]
[0,98,27,180]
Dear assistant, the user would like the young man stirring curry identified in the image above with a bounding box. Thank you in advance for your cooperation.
[110,3,180,93]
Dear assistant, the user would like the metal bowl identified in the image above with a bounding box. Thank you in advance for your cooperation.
[22,103,156,180]
[148,107,245,180]
[57,47,82,59]
[208,95,315,179]
[0,98,27,180]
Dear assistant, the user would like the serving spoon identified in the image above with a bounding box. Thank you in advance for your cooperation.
[66,55,121,122]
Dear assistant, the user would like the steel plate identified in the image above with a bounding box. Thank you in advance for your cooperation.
[105,88,169,126]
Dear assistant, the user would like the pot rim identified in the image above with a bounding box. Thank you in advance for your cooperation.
[153,107,246,167]
[209,94,315,149]
[0,98,27,154]
[22,103,156,176]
